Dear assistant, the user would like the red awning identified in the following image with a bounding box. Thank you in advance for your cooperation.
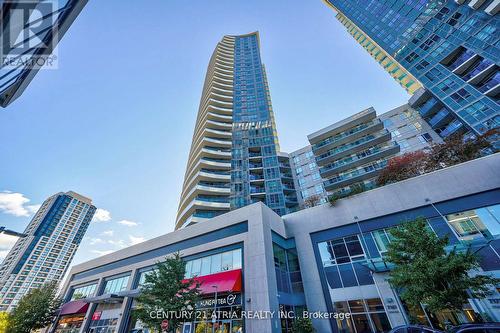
[59,300,89,316]
[184,268,242,294]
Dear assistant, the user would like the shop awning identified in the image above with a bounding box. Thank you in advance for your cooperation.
[184,269,242,294]
[59,300,89,316]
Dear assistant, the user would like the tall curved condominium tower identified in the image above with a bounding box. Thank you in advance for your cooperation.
[176,32,298,229]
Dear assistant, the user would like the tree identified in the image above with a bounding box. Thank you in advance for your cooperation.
[425,132,492,171]
[376,151,428,186]
[7,281,62,333]
[385,217,499,314]
[135,252,201,333]
[0,312,9,333]
[303,195,321,209]
[292,317,315,333]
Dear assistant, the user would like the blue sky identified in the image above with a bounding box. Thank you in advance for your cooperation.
[0,0,409,265]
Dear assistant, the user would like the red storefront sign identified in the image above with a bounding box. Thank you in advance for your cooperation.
[182,269,242,294]
[92,311,102,321]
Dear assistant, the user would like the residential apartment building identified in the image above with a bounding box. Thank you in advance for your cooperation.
[323,0,499,140]
[53,154,500,333]
[291,104,441,205]
[176,32,298,230]
[379,103,443,153]
[290,146,328,208]
[0,191,96,311]
[308,107,400,197]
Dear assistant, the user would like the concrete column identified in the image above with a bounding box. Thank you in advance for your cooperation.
[80,277,105,333]
[243,205,281,333]
[372,273,407,327]
[117,269,139,332]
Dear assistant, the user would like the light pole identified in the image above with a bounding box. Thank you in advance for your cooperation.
[212,285,218,333]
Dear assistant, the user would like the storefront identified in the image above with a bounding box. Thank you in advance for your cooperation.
[184,269,244,333]
[54,300,89,333]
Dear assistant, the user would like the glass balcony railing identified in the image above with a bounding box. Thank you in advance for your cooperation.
[200,169,230,176]
[249,174,264,181]
[448,49,475,71]
[202,158,231,163]
[324,160,388,188]
[193,211,224,219]
[281,172,293,179]
[418,98,439,117]
[440,120,463,138]
[317,130,390,162]
[198,182,230,189]
[319,142,398,175]
[250,187,265,194]
[429,108,451,128]
[196,196,230,203]
[249,163,263,168]
[313,119,381,151]
[478,72,500,93]
[204,146,231,153]
[462,58,493,81]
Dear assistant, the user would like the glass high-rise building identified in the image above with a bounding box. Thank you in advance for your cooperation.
[0,191,96,311]
[176,32,298,229]
[323,0,499,140]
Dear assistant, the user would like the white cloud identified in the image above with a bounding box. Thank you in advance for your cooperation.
[101,230,114,237]
[26,204,41,214]
[129,235,145,245]
[88,238,105,245]
[0,191,40,217]
[91,249,115,256]
[107,239,127,248]
[0,234,20,261]
[117,219,139,227]
[93,208,112,222]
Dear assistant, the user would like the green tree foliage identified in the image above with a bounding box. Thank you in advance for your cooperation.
[135,252,201,333]
[7,281,62,333]
[385,217,499,313]
[292,316,315,333]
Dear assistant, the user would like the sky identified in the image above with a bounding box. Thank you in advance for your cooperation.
[0,0,409,266]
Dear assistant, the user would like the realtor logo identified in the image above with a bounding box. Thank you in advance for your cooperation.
[1,0,58,69]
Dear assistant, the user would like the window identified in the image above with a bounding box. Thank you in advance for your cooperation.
[446,205,500,241]
[372,229,394,254]
[103,275,130,294]
[398,139,410,149]
[70,283,97,300]
[334,299,391,333]
[184,249,242,278]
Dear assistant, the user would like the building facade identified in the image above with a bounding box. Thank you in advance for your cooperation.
[290,146,328,208]
[176,32,298,230]
[54,154,500,333]
[379,103,443,153]
[324,0,499,139]
[0,191,96,311]
[292,104,441,205]
[308,107,400,197]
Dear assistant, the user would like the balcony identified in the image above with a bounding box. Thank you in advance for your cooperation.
[440,119,464,138]
[319,142,400,178]
[323,160,388,191]
[418,98,441,118]
[316,130,392,166]
[249,174,264,184]
[249,162,263,169]
[285,196,298,206]
[312,119,383,154]
[282,183,296,192]
[200,158,231,170]
[280,172,293,179]
[250,187,266,197]
[428,108,453,129]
